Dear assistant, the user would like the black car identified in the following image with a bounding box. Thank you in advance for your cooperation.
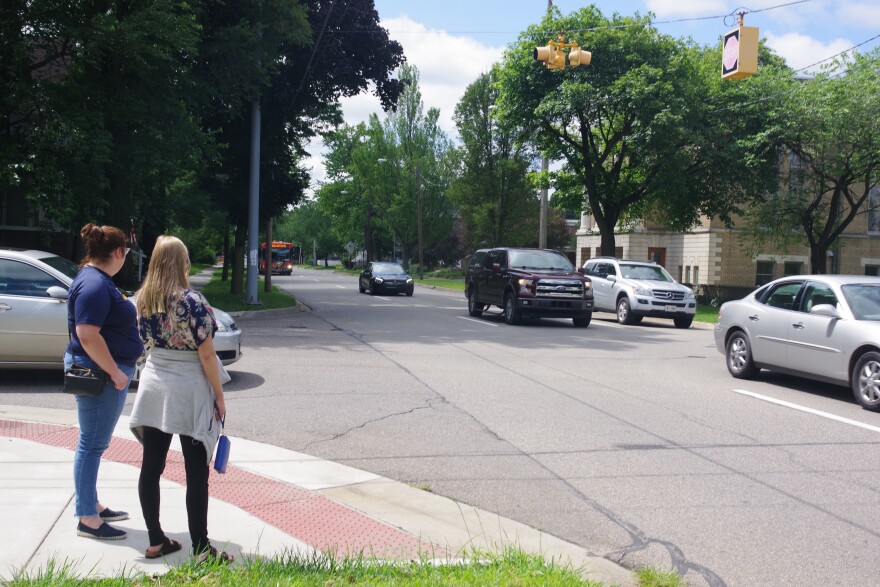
[359,262,414,296]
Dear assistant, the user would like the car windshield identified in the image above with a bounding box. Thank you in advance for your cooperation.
[40,255,80,280]
[508,251,573,271]
[619,263,673,282]
[373,263,406,274]
[842,284,880,320]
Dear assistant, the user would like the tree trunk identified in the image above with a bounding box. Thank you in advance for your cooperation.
[810,246,829,274]
[230,225,245,295]
[221,227,230,281]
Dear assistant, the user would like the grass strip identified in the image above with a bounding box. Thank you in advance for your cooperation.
[199,269,298,312]
[8,548,615,586]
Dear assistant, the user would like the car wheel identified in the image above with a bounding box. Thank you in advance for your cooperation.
[406,288,413,297]
[467,288,484,317]
[503,294,521,325]
[674,316,693,329]
[359,282,365,294]
[369,282,377,295]
[852,351,880,411]
[726,331,759,379]
[573,313,591,328]
[617,297,637,325]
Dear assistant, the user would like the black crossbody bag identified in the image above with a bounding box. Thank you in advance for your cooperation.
[63,328,107,397]
[63,364,107,397]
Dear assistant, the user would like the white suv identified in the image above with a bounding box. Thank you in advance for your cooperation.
[582,257,696,328]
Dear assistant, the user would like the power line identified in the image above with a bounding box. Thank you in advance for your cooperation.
[331,0,819,36]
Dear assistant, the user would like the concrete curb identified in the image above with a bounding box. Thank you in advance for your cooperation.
[0,405,637,586]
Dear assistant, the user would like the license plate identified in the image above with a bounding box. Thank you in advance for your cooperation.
[665,305,677,312]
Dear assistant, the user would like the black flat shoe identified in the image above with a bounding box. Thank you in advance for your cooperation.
[77,522,126,540]
[99,507,129,522]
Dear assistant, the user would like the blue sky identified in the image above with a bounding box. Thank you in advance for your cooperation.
[306,0,880,187]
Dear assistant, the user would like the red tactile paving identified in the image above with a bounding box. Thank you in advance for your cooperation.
[0,419,440,559]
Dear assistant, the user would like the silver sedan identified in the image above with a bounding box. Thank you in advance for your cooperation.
[715,275,880,411]
[0,248,242,378]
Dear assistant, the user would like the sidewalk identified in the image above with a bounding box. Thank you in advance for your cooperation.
[0,405,636,585]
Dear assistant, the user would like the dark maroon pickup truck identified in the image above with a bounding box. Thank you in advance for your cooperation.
[464,247,594,327]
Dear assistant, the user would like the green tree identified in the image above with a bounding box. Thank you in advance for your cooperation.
[449,70,538,251]
[494,6,783,255]
[741,49,880,274]
[275,200,340,265]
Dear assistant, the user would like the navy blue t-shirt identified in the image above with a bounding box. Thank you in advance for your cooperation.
[66,265,143,366]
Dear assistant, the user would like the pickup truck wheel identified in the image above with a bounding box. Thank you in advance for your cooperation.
[467,288,483,317]
[503,294,521,325]
[573,313,591,328]
[617,297,637,325]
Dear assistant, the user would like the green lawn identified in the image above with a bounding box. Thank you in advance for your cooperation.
[199,269,298,312]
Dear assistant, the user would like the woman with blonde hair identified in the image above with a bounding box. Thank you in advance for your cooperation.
[129,235,232,562]
[66,223,142,540]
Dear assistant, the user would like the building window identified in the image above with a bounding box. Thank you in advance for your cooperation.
[866,265,879,276]
[756,261,774,286]
[870,184,880,234]
[784,261,803,276]
[684,266,691,284]
[693,266,699,285]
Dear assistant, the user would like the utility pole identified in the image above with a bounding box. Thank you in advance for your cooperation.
[416,163,424,279]
[539,0,553,249]
[245,98,261,305]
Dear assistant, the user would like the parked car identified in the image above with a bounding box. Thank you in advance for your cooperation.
[714,275,880,411]
[359,262,414,296]
[464,248,593,327]
[582,257,696,328]
[0,248,242,379]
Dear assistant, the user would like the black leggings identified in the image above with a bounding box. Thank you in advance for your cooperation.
[138,426,211,553]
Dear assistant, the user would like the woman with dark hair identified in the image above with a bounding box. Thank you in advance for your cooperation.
[65,223,143,540]
[130,235,232,562]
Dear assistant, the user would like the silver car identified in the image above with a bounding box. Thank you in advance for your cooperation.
[714,275,880,411]
[582,257,696,328]
[0,248,242,377]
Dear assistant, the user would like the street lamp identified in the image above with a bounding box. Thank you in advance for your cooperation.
[378,158,423,279]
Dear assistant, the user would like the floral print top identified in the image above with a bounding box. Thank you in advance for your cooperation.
[139,289,217,351]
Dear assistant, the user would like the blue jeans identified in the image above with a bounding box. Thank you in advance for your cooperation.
[65,352,135,518]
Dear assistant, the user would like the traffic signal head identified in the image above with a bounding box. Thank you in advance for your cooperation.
[534,45,565,70]
[568,46,591,67]
[721,25,759,79]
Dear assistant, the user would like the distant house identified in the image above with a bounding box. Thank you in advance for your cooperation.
[575,182,880,302]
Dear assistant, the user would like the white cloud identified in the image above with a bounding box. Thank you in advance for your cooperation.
[338,15,504,137]
[764,31,854,72]
[837,2,880,29]
[308,15,504,194]
[644,0,726,18]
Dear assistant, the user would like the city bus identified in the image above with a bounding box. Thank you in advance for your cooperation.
[260,241,299,275]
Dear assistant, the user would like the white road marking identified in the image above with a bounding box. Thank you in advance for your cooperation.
[335,285,347,289]
[458,316,498,327]
[733,389,880,434]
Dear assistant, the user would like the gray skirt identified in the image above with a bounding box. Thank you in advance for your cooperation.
[129,347,220,465]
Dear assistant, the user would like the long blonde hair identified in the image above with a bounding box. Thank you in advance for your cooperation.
[137,235,190,316]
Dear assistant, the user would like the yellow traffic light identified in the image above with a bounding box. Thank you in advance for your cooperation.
[721,15,759,80]
[569,46,591,67]
[534,34,590,71]
[534,45,565,70]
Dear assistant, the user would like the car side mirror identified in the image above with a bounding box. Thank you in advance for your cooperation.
[607,275,617,283]
[47,286,69,300]
[492,263,501,272]
[577,267,585,275]
[810,304,842,319]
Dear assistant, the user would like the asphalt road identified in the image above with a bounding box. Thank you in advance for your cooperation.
[4,267,880,586]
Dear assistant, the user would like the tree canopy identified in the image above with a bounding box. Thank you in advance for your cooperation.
[494,6,786,255]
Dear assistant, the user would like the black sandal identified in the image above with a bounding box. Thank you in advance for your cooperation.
[145,537,182,559]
